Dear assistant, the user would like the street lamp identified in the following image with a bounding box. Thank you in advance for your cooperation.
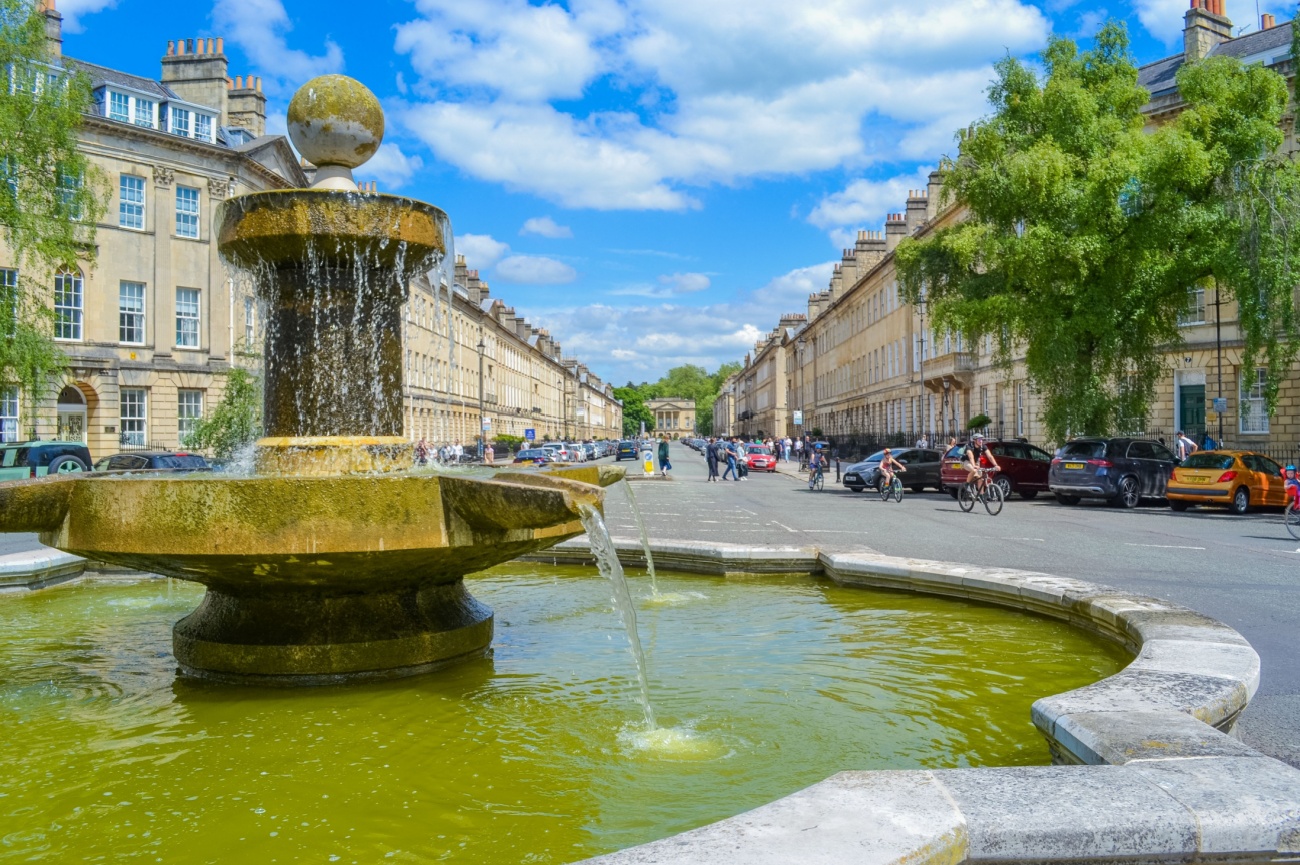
[477,337,486,458]
[795,337,807,441]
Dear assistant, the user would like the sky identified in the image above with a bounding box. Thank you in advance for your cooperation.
[56,0,1292,385]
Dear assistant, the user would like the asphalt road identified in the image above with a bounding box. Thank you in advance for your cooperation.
[607,443,1300,766]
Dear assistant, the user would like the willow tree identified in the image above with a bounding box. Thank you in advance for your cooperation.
[895,22,1297,439]
[0,0,104,433]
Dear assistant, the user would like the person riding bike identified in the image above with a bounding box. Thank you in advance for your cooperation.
[808,450,825,490]
[878,448,907,493]
[962,433,1001,493]
[1283,464,1299,511]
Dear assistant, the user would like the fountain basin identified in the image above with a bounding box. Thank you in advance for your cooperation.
[0,466,622,683]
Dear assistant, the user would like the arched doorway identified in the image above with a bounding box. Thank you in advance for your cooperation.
[57,385,86,442]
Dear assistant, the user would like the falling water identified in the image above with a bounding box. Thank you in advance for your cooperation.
[619,480,659,597]
[579,505,656,729]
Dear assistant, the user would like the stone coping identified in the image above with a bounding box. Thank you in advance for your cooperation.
[0,547,86,592]
[523,539,1300,864]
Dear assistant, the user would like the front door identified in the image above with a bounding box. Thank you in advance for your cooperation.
[1179,384,1206,442]
[57,409,85,442]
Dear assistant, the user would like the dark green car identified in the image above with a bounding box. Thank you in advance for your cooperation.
[0,441,93,481]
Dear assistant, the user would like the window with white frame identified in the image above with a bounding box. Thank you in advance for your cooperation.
[244,296,255,345]
[1240,369,1270,434]
[119,174,144,229]
[169,106,191,137]
[177,389,203,442]
[0,385,18,442]
[119,281,145,344]
[108,90,130,122]
[1178,286,1206,326]
[194,113,213,142]
[175,186,199,238]
[54,268,82,340]
[175,288,200,348]
[57,170,82,220]
[1016,381,1026,436]
[120,388,147,446]
[134,97,154,127]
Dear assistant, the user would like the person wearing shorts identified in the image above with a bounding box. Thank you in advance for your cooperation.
[962,433,1000,489]
[878,448,907,492]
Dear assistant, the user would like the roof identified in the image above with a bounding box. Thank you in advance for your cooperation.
[1138,20,1294,98]
[1137,53,1185,95]
[64,58,177,101]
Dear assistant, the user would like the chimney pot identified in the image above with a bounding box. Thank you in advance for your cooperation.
[167,40,175,55]
[235,75,243,89]
[256,76,262,92]
[186,38,194,54]
[216,37,224,54]
[176,38,185,55]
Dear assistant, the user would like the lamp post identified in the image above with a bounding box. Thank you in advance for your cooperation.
[476,337,486,458]
[917,294,926,444]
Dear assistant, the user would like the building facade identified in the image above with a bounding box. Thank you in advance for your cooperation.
[2,4,621,455]
[645,398,695,438]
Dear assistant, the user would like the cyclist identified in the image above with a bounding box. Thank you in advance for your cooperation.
[1283,464,1299,510]
[962,433,1001,494]
[878,448,907,493]
[808,449,824,490]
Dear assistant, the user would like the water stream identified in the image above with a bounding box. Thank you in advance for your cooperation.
[619,479,660,597]
[579,505,657,728]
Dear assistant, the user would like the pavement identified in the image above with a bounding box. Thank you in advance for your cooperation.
[3,444,1295,766]
[600,442,1300,768]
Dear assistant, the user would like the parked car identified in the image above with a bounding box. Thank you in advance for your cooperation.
[616,441,637,460]
[1167,450,1288,515]
[512,448,554,466]
[542,443,572,462]
[842,448,944,493]
[1048,437,1177,508]
[745,445,777,473]
[93,451,210,473]
[940,439,1054,500]
[0,440,93,481]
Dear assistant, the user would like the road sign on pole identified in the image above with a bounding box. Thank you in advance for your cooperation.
[793,410,804,426]
[482,417,491,431]
[524,428,535,441]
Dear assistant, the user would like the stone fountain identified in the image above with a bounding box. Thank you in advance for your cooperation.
[0,75,622,685]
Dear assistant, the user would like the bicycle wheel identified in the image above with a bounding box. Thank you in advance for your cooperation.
[983,482,1004,516]
[814,473,824,491]
[1286,505,1300,540]
[878,479,890,501]
[891,479,905,503]
[958,483,976,512]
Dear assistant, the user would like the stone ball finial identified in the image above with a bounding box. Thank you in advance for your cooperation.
[287,75,384,190]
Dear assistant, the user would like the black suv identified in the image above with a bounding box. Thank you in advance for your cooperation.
[1048,437,1177,508]
[0,440,93,481]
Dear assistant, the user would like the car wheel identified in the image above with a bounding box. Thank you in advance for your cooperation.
[994,476,1013,501]
[948,487,959,500]
[1020,490,1038,500]
[911,485,926,494]
[1112,476,1140,509]
[1169,500,1190,512]
[1055,494,1080,505]
[49,454,87,474]
[1229,486,1251,515]
[848,486,864,493]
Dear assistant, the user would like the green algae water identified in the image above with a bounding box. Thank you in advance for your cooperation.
[0,566,1128,863]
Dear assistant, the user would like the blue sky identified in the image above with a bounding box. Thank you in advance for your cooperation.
[57,0,1291,385]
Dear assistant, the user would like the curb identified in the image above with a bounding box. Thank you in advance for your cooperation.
[531,538,1300,865]
[0,547,87,592]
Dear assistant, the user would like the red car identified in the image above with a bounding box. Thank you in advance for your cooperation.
[939,439,1054,500]
[745,445,777,473]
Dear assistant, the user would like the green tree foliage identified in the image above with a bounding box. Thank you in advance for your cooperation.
[184,368,261,460]
[614,385,654,437]
[895,22,1297,439]
[0,0,105,425]
[615,362,741,436]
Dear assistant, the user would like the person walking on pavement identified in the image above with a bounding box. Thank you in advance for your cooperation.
[657,435,672,477]
[706,437,720,482]
[722,438,740,481]
[1175,430,1198,461]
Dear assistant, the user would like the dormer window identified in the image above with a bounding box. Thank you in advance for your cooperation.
[134,98,154,127]
[108,91,129,122]
[170,106,191,137]
[194,113,212,142]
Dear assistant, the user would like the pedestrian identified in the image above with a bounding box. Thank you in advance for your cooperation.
[1174,430,1198,460]
[658,435,672,477]
[916,434,929,448]
[706,436,720,482]
[735,438,749,481]
[722,438,739,481]
[794,438,804,465]
[415,437,429,466]
[484,441,494,465]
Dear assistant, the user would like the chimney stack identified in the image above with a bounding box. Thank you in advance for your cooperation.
[884,212,908,252]
[38,0,62,58]
[227,72,268,138]
[1184,0,1232,62]
[905,189,929,234]
[161,35,229,123]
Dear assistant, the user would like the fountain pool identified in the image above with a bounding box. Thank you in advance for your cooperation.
[0,566,1128,864]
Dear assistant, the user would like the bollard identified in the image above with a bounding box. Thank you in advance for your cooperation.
[642,447,655,477]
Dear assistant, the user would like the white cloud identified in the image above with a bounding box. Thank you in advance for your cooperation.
[495,255,578,284]
[455,233,510,270]
[1133,0,1188,43]
[808,166,934,234]
[212,0,344,94]
[393,0,1050,210]
[57,0,116,32]
[361,143,424,189]
[659,272,710,293]
[521,216,574,238]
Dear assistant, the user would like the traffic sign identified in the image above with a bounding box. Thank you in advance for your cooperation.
[524,428,535,441]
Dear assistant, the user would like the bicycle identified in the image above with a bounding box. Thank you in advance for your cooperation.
[879,473,904,502]
[958,467,1003,516]
[808,466,825,491]
[1286,501,1300,540]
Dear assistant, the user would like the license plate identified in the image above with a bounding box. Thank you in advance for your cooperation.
[845,474,858,482]
[1064,462,1085,470]
[1185,476,1211,484]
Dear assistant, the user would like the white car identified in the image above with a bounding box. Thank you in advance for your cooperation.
[541,443,571,462]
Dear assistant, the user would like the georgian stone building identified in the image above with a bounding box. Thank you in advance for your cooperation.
[739,3,1299,452]
[2,3,621,455]
[645,398,695,438]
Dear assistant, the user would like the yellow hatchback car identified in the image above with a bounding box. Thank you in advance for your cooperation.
[1166,450,1289,515]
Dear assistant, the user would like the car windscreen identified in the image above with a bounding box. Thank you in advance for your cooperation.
[152,455,208,469]
[748,447,772,455]
[864,450,886,462]
[1180,453,1235,470]
[1060,441,1106,459]
[517,450,546,458]
[944,445,963,459]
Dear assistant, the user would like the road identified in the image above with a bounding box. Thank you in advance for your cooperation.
[603,442,1300,766]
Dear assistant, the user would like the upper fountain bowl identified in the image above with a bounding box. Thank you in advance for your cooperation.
[288,75,384,170]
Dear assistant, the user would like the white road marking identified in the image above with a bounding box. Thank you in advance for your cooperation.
[805,530,871,534]
[1002,537,1046,542]
[771,521,799,533]
[1124,543,1206,550]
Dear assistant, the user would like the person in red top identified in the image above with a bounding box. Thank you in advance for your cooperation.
[1282,464,1299,510]
[962,433,1001,494]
